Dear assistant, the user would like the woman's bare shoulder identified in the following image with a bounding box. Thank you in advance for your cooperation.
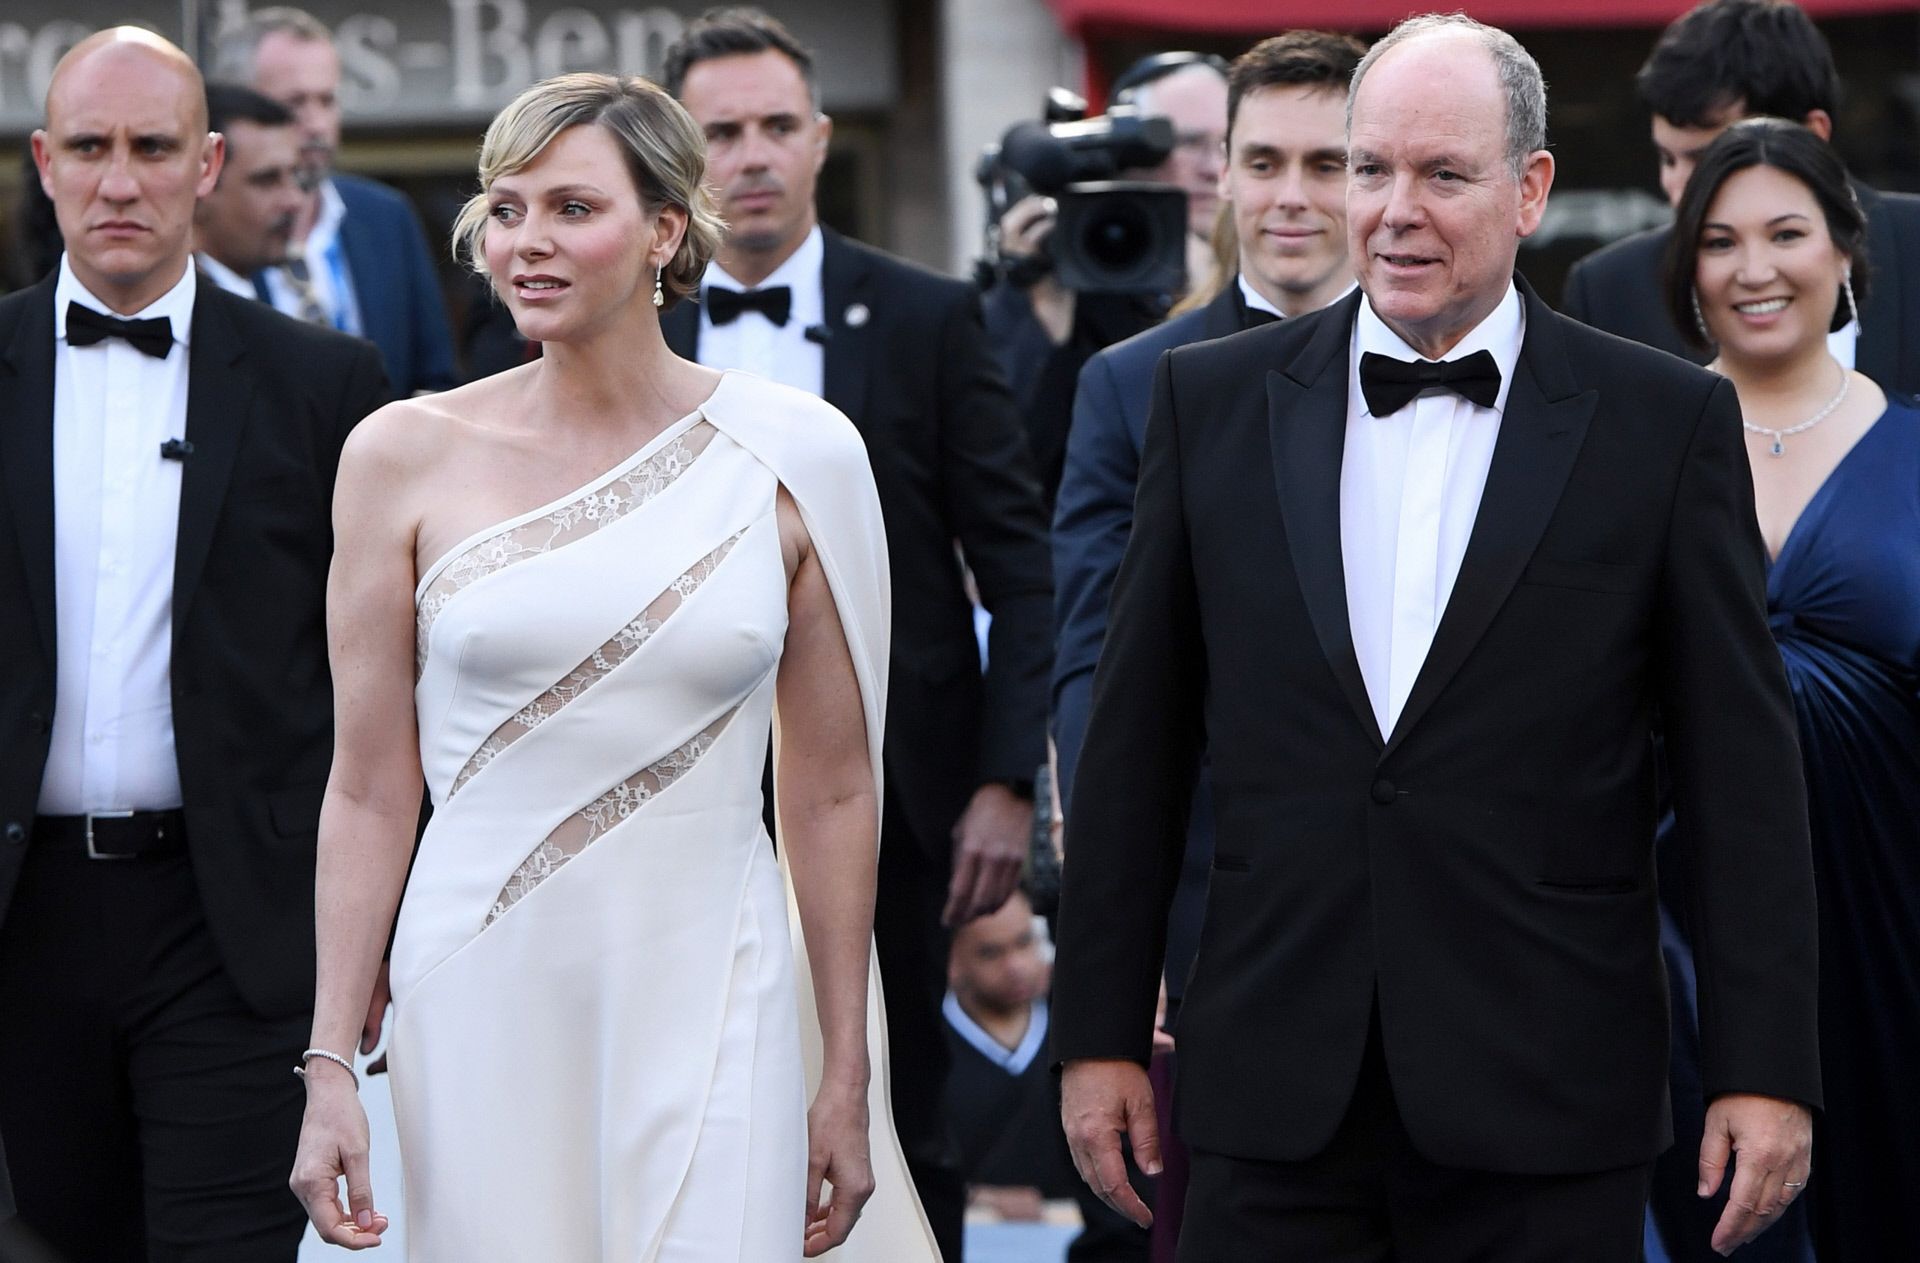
[341,365,534,488]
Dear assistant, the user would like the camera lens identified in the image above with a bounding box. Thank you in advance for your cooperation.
[1080,201,1156,274]
[1051,183,1186,294]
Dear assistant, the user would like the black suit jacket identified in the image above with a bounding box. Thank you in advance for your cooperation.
[0,274,391,1017]
[1051,279,1820,1174]
[664,230,1053,848]
[1562,182,1920,397]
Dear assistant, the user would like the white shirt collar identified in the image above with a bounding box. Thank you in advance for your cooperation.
[704,224,825,308]
[1238,273,1358,321]
[1238,273,1284,320]
[54,252,197,348]
[312,177,348,246]
[1354,280,1524,418]
[196,252,257,299]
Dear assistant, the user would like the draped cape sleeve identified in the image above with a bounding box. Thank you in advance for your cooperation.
[703,375,944,1261]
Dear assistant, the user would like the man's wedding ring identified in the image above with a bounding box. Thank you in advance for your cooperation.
[1784,1180,1807,1189]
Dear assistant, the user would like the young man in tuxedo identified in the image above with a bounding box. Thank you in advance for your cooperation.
[1054,25,1365,1026]
[0,28,389,1260]
[661,10,1054,1257]
[1054,16,1820,1261]
[1561,0,1920,397]
[215,6,458,394]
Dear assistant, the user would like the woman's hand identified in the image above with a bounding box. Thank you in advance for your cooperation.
[803,1080,876,1257]
[289,1065,390,1250]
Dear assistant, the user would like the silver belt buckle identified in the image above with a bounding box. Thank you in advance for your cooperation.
[85,810,138,860]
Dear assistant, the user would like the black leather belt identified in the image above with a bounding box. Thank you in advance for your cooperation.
[33,810,188,860]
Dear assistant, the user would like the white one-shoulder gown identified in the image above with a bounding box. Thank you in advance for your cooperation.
[385,371,939,1262]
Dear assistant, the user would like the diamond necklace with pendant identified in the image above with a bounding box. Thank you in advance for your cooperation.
[1743,364,1850,457]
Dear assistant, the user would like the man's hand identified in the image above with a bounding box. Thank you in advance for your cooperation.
[1061,1058,1161,1228]
[944,782,1031,926]
[998,194,1075,345]
[1699,1092,1813,1256]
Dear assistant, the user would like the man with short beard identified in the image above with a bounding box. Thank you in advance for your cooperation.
[215,5,457,393]
[193,84,307,298]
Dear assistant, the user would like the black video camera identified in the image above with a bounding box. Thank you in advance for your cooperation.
[977,91,1187,295]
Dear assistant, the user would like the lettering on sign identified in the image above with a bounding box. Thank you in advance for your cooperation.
[0,0,893,132]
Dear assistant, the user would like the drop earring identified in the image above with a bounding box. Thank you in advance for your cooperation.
[1841,268,1859,329]
[652,263,665,309]
[1691,288,1713,346]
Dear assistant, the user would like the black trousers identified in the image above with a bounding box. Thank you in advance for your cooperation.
[1179,1015,1651,1263]
[0,834,309,1263]
[873,790,966,1263]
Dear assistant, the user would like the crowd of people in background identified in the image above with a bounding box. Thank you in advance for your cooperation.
[0,1,1913,1261]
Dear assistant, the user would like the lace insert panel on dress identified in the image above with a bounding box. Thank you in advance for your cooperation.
[484,706,742,927]
[416,421,718,667]
[449,531,747,798]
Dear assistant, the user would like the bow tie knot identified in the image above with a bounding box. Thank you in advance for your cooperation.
[705,284,792,328]
[1359,349,1502,417]
[65,302,175,359]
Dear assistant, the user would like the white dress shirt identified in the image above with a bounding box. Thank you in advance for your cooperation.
[263,178,363,335]
[695,225,826,398]
[40,255,194,813]
[195,252,257,299]
[1341,283,1525,739]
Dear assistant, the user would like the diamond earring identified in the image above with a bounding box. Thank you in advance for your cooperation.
[1691,288,1714,346]
[652,264,665,309]
[1841,269,1859,329]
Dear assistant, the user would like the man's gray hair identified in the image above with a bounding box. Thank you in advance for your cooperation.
[209,6,333,83]
[1347,13,1547,179]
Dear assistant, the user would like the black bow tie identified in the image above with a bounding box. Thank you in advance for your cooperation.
[65,302,175,358]
[1359,349,1502,417]
[705,285,792,327]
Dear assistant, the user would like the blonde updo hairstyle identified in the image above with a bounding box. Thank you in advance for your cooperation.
[453,72,724,311]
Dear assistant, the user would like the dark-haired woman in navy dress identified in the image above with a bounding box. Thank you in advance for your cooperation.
[1656,117,1919,1263]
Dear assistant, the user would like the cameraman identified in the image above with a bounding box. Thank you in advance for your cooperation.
[984,53,1229,505]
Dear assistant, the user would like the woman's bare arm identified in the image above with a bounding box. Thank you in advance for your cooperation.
[289,404,431,1249]
[772,487,882,1254]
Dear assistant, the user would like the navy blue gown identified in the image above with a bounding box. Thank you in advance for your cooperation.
[1650,401,1920,1263]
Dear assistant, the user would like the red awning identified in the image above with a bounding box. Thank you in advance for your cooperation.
[1047,0,1920,37]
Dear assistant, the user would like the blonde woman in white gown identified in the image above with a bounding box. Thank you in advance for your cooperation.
[288,73,940,1261]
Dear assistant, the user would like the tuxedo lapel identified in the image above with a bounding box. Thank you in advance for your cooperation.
[0,276,60,664]
[1383,284,1597,757]
[172,290,255,641]
[660,293,700,360]
[1202,283,1246,340]
[1267,290,1382,748]
[820,230,873,428]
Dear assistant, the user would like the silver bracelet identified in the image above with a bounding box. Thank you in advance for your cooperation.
[294,1047,359,1087]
